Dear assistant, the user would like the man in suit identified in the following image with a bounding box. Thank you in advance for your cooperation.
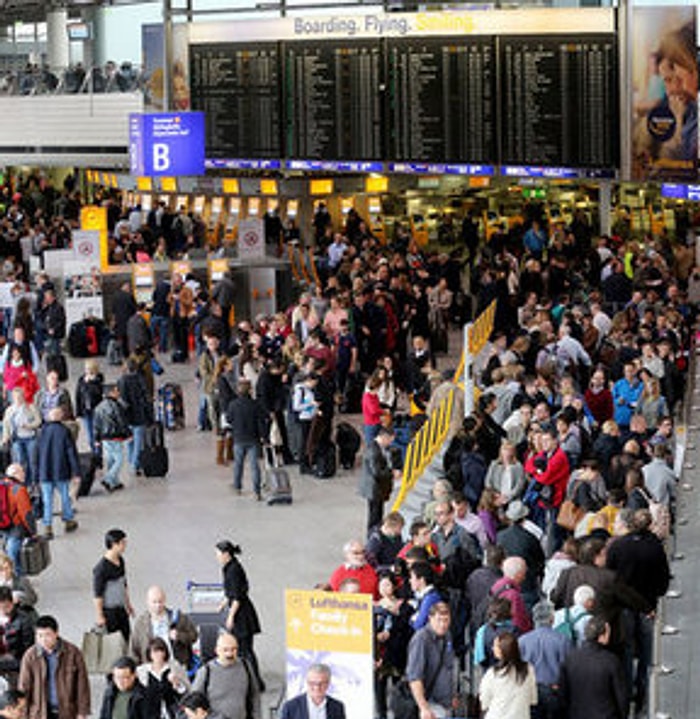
[280,664,346,719]
[358,426,397,536]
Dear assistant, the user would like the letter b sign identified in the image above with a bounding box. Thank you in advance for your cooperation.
[153,143,170,172]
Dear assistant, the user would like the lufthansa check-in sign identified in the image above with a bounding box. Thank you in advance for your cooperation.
[129,112,205,176]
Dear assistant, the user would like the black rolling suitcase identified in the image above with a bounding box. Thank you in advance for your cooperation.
[336,422,362,469]
[341,373,363,414]
[314,441,337,479]
[263,446,292,506]
[77,452,99,497]
[140,422,169,477]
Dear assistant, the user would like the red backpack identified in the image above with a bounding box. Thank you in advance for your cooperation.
[0,481,14,530]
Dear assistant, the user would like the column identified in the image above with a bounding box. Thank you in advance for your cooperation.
[599,180,612,237]
[46,7,70,74]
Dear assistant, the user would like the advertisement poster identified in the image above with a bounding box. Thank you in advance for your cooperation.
[142,23,190,111]
[631,6,698,181]
[284,589,373,719]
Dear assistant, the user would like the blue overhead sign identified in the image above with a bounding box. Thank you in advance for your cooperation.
[129,112,205,176]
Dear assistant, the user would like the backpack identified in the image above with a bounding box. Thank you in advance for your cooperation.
[0,481,14,530]
[442,544,479,591]
[555,607,588,645]
[470,581,514,634]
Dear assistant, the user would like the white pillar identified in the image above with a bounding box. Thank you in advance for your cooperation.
[46,8,70,74]
[464,323,474,417]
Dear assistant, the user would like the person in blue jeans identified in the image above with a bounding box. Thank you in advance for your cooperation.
[2,388,41,488]
[93,384,132,492]
[117,358,152,476]
[37,407,79,539]
[225,379,266,500]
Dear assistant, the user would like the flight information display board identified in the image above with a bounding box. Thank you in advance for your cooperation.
[189,43,281,159]
[500,35,618,168]
[284,41,382,160]
[387,37,496,164]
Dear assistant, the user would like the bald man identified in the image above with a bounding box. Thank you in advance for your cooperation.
[130,585,198,669]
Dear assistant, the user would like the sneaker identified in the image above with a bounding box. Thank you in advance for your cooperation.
[64,520,78,533]
[101,480,114,494]
[112,483,125,491]
[43,526,54,540]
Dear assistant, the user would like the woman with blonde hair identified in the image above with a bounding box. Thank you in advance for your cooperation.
[485,441,526,507]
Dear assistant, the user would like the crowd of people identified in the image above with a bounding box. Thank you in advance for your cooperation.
[0,174,693,719]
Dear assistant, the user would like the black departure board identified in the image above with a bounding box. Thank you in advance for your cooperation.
[189,43,281,159]
[387,37,496,163]
[284,41,382,160]
[500,35,618,168]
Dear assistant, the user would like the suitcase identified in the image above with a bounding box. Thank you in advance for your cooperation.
[20,537,51,576]
[156,383,185,431]
[336,422,362,469]
[314,441,337,479]
[141,423,169,477]
[68,322,88,357]
[263,446,292,506]
[186,581,225,663]
[46,353,68,381]
[77,452,99,497]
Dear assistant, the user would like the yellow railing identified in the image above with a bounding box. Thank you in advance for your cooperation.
[391,389,455,511]
[391,299,497,511]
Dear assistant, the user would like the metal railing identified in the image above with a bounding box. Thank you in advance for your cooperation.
[0,62,145,96]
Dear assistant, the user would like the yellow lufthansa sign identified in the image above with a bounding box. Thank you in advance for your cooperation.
[285,589,373,655]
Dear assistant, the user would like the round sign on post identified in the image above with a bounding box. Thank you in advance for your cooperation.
[237,218,265,260]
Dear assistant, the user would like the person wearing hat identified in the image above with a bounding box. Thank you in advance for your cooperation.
[497,502,545,613]
[0,690,26,719]
[0,465,36,573]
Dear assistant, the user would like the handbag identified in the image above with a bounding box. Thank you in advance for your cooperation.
[269,417,283,448]
[390,678,419,719]
[390,638,447,719]
[82,627,127,674]
[556,499,585,531]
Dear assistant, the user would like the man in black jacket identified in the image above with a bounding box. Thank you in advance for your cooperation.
[606,509,670,715]
[41,288,66,358]
[99,656,148,719]
[94,385,131,493]
[117,360,152,477]
[559,615,627,719]
[226,380,266,500]
[358,427,396,536]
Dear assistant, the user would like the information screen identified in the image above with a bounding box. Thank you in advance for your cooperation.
[284,41,383,160]
[500,35,618,168]
[387,37,496,164]
[190,43,281,159]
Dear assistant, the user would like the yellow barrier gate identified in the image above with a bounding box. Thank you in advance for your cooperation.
[391,300,497,512]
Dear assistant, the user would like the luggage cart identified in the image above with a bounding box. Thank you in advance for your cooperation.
[186,581,225,664]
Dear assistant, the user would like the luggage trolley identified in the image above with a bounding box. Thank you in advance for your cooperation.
[185,580,225,665]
